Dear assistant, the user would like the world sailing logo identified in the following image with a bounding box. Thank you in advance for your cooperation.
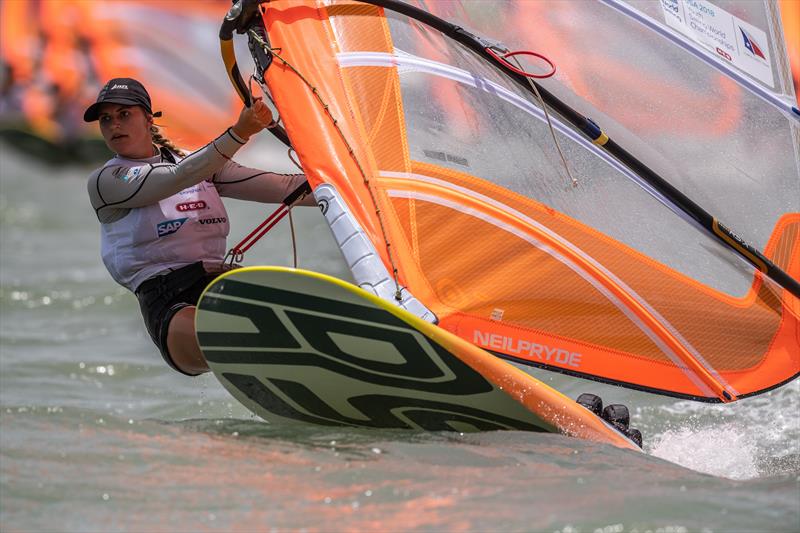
[739,26,766,61]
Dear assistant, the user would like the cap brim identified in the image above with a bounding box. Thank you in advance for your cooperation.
[83,97,150,122]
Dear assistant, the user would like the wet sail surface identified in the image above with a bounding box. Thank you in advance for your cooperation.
[262,0,799,401]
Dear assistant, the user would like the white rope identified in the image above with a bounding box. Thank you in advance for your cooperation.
[509,54,578,189]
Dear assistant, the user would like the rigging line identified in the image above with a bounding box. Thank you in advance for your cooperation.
[289,209,298,268]
[251,33,404,301]
[252,68,302,174]
[282,137,301,271]
[225,204,289,265]
[250,71,284,129]
[287,147,302,171]
[507,53,578,189]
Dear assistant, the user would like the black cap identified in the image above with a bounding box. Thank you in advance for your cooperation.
[83,77,162,122]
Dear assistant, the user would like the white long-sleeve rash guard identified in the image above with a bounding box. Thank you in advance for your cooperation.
[86,128,311,291]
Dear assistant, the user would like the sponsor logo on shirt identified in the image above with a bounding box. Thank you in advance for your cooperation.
[156,217,188,237]
[178,185,202,195]
[176,201,207,212]
[198,217,227,225]
[112,166,144,182]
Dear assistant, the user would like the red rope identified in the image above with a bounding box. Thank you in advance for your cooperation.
[225,182,312,264]
[228,203,289,259]
[485,48,556,79]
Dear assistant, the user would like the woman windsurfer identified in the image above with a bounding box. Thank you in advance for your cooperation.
[85,77,312,376]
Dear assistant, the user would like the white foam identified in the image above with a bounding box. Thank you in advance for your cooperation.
[649,423,760,480]
[643,380,799,480]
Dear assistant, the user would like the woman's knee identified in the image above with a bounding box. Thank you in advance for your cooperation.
[165,307,210,376]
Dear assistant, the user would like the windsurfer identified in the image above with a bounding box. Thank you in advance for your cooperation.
[85,77,313,376]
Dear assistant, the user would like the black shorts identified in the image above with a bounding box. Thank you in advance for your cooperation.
[134,262,220,376]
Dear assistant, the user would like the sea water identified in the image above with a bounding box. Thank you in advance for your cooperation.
[1,141,798,532]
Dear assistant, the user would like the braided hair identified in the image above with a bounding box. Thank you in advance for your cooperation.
[150,124,185,158]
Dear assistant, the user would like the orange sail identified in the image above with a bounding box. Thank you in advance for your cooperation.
[256,0,798,402]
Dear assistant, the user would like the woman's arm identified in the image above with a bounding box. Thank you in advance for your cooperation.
[87,129,247,222]
[88,101,273,223]
[213,161,315,207]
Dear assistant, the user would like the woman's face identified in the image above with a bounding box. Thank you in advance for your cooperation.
[97,104,154,158]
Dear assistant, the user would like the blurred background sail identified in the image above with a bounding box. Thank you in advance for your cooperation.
[0,0,240,164]
[261,0,799,402]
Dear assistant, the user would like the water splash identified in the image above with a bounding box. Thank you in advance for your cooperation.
[640,379,799,480]
[649,423,759,480]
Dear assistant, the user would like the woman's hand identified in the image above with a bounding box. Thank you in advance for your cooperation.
[231,98,274,141]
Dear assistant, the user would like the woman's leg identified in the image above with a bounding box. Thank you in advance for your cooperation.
[165,306,210,375]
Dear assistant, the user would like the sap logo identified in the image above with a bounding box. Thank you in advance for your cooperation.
[176,201,207,212]
[111,84,129,90]
[199,217,227,225]
[156,218,187,237]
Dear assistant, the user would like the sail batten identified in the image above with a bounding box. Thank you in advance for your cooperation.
[339,50,714,240]
[385,186,736,399]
